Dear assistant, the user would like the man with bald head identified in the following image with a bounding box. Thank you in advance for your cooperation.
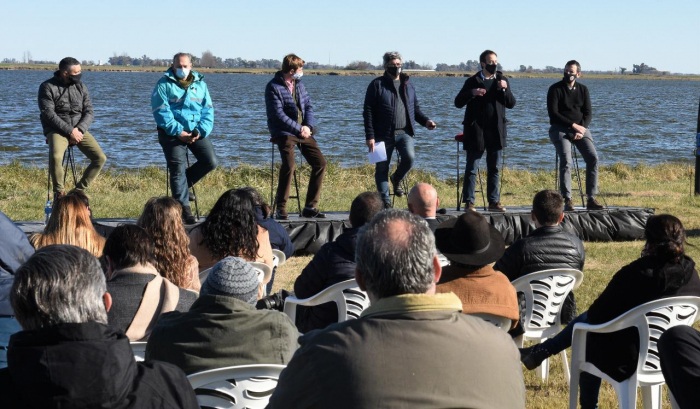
[268,210,525,408]
[408,183,440,232]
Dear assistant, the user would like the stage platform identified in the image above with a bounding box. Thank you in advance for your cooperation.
[17,206,654,255]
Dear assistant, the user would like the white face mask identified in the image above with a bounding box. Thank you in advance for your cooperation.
[175,67,191,79]
[292,71,303,80]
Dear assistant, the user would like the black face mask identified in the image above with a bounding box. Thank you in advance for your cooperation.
[386,66,401,77]
[484,63,497,75]
[563,73,576,83]
[69,73,82,84]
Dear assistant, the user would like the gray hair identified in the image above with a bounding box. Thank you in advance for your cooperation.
[173,52,192,64]
[11,245,108,330]
[355,209,436,299]
[382,51,403,68]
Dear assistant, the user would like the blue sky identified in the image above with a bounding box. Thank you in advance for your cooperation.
[4,0,700,73]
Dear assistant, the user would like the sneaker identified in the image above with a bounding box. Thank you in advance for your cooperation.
[466,202,476,212]
[182,206,197,225]
[488,202,506,212]
[519,344,552,371]
[275,208,289,220]
[564,198,575,212]
[302,207,327,218]
[586,197,605,210]
[390,174,405,197]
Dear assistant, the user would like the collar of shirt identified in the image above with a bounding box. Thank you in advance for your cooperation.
[479,71,496,80]
[285,78,294,94]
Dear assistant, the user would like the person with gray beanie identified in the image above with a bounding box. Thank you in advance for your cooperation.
[145,256,298,375]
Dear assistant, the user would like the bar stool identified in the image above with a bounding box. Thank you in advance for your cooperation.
[555,142,585,208]
[269,140,302,217]
[454,133,486,211]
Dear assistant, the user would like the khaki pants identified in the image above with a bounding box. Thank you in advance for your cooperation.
[48,131,107,194]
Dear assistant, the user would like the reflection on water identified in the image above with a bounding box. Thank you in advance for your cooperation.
[1,70,698,179]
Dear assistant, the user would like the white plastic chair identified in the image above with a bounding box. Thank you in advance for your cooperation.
[283,279,370,324]
[469,312,512,331]
[249,262,272,297]
[199,267,212,285]
[569,296,700,409]
[130,341,147,362]
[188,364,286,409]
[512,268,584,383]
[437,253,450,267]
[271,249,287,266]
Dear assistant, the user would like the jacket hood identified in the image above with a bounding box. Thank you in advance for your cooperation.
[164,67,204,82]
[634,255,696,293]
[6,322,137,408]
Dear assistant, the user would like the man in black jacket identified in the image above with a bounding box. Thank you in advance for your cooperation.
[455,50,515,212]
[363,51,437,209]
[547,60,604,211]
[293,192,383,332]
[0,245,198,408]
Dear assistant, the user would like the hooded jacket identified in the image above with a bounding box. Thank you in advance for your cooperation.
[38,71,94,137]
[265,71,316,139]
[0,211,35,315]
[0,322,198,408]
[151,68,214,138]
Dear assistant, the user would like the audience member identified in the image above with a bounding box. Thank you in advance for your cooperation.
[137,197,200,292]
[293,191,383,332]
[104,225,197,341]
[65,189,115,238]
[494,190,583,328]
[268,210,525,408]
[520,214,700,409]
[658,326,700,409]
[146,256,298,375]
[30,194,105,258]
[407,183,440,232]
[189,189,274,274]
[435,212,519,327]
[0,245,198,408]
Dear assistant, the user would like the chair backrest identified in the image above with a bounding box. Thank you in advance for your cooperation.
[468,312,512,331]
[437,252,450,267]
[283,279,370,324]
[511,268,583,338]
[249,262,272,285]
[271,249,286,266]
[199,267,212,285]
[188,364,286,409]
[130,341,147,362]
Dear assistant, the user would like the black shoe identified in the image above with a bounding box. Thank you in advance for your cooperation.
[182,206,197,225]
[390,174,405,197]
[586,197,605,210]
[275,209,289,220]
[519,344,551,371]
[564,198,575,212]
[383,201,393,209]
[189,189,196,202]
[302,207,327,218]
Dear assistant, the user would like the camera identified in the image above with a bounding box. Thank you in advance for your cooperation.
[256,289,293,311]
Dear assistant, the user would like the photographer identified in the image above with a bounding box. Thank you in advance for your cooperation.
[145,257,298,375]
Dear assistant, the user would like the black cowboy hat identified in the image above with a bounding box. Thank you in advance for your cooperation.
[434,212,505,266]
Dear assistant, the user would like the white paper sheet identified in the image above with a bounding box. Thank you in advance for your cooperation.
[368,141,387,164]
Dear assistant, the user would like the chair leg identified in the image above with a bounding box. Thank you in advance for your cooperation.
[641,384,661,409]
[569,368,580,409]
[560,350,571,386]
[514,335,524,348]
[537,356,550,382]
[669,389,680,409]
[614,379,638,409]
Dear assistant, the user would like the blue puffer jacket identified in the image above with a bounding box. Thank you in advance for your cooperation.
[151,69,214,137]
[265,71,316,139]
[363,73,430,142]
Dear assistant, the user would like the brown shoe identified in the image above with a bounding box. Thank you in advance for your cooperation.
[275,208,289,220]
[488,202,506,212]
[564,198,575,212]
[586,197,605,210]
[465,202,476,212]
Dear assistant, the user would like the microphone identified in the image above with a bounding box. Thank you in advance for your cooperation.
[496,73,506,92]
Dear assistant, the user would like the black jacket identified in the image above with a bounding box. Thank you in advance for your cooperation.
[455,71,516,151]
[293,227,359,333]
[363,73,430,142]
[255,206,294,259]
[586,255,700,382]
[0,322,198,408]
[0,211,35,315]
[547,80,592,128]
[38,71,94,137]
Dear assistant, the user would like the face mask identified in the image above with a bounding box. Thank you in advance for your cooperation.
[386,66,401,77]
[292,71,303,80]
[175,67,190,79]
[484,63,497,75]
[69,73,82,84]
[563,73,577,83]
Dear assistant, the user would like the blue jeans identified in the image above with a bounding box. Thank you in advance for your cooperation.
[375,134,415,204]
[550,125,599,200]
[158,129,218,208]
[463,149,502,204]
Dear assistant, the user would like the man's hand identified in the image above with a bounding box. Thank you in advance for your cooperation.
[426,120,437,130]
[471,88,487,97]
[300,126,311,139]
[498,80,508,90]
[573,132,584,140]
[178,131,195,144]
[69,128,83,146]
[366,139,375,153]
[571,124,587,135]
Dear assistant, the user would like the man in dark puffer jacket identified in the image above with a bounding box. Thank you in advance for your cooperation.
[293,192,384,333]
[494,190,584,328]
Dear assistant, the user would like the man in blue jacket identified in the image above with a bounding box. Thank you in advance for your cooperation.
[151,52,217,224]
[265,54,327,220]
[363,51,437,209]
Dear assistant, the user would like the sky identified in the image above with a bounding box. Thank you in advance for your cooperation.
[4,0,700,74]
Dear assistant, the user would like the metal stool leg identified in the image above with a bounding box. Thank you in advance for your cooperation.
[456,141,461,211]
[555,152,559,192]
[166,166,170,197]
[571,144,585,208]
[477,168,486,211]
[185,150,200,220]
[270,142,275,216]
[62,146,78,189]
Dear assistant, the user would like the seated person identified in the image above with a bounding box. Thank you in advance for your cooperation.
[435,212,519,327]
[293,192,383,332]
[0,245,198,408]
[407,183,440,232]
[189,188,274,273]
[146,256,298,375]
[65,189,115,238]
[104,224,197,341]
[659,326,700,409]
[494,190,583,329]
[520,214,700,409]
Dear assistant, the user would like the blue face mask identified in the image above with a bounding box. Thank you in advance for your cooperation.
[175,67,190,79]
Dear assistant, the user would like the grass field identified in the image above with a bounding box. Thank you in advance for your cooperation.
[1,161,699,407]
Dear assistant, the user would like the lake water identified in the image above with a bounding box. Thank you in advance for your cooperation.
[1,70,698,179]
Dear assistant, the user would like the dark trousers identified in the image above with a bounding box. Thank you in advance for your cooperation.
[275,136,327,210]
[659,326,700,409]
[549,125,599,200]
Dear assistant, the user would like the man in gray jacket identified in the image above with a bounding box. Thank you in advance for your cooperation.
[268,210,525,409]
[39,57,107,198]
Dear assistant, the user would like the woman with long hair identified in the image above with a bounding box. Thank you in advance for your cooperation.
[189,188,273,274]
[30,195,105,257]
[136,197,199,292]
[520,214,700,409]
